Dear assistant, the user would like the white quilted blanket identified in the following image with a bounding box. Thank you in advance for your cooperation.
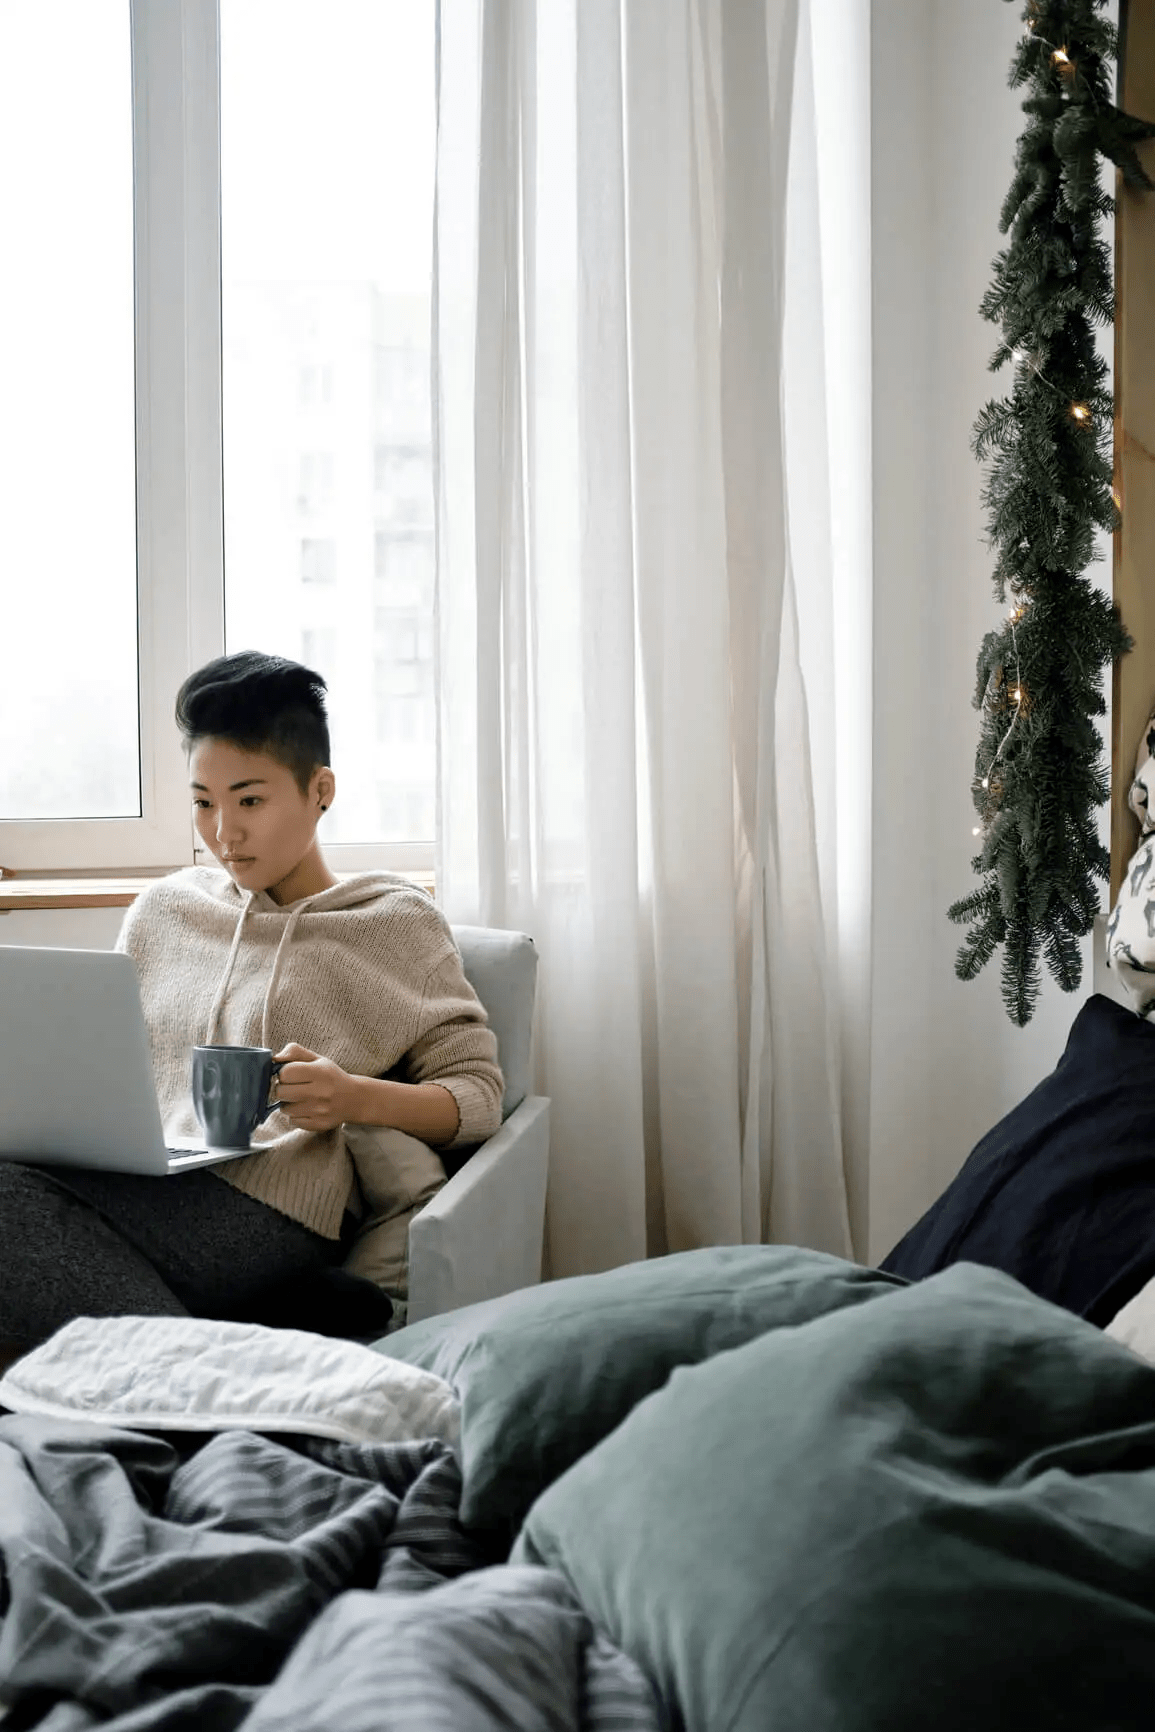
[0,1314,459,1448]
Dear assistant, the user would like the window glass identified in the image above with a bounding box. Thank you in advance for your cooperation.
[220,0,436,846]
[0,1,138,822]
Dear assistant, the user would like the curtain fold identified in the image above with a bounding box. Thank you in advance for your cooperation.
[434,0,857,1275]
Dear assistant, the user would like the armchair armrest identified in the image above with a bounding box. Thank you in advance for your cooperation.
[406,1095,550,1324]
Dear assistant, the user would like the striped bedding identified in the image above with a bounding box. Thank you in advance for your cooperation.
[0,1414,660,1731]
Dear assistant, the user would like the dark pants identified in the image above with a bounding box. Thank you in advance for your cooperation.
[0,1161,344,1348]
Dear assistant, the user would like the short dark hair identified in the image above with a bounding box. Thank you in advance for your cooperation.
[175,653,331,792]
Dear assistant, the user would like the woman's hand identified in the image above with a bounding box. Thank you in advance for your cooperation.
[273,1044,363,1134]
[272,1046,461,1144]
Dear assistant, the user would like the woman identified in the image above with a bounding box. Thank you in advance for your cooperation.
[0,653,502,1362]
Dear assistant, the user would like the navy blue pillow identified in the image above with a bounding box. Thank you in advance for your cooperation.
[881,993,1155,1324]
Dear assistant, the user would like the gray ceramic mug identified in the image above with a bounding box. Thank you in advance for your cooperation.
[191,1045,285,1151]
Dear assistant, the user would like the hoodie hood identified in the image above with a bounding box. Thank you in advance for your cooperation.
[187,865,425,917]
[185,867,433,1045]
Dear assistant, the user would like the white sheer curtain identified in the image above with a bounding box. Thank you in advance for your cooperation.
[433,0,864,1276]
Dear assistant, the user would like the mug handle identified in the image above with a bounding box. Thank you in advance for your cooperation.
[259,1058,287,1123]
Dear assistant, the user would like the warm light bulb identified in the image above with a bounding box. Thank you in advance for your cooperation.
[981,778,990,789]
[1071,402,1090,423]
[972,827,982,837]
[1013,688,1022,701]
[1052,47,1070,66]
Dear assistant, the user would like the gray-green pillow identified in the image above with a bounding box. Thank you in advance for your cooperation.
[514,1262,1155,1732]
[372,1244,904,1538]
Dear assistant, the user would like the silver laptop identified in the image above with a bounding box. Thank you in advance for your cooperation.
[0,945,250,1174]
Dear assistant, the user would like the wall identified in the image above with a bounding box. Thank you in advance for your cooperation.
[868,0,1117,1260]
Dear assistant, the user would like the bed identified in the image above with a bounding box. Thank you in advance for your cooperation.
[5,1241,1155,1731]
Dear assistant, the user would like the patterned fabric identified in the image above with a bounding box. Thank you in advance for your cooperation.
[240,1568,664,1732]
[0,1416,661,1732]
[1106,712,1155,1014]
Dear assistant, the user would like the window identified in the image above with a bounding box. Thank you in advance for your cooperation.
[374,444,432,524]
[0,0,214,869]
[300,539,336,586]
[298,453,334,515]
[1,0,436,874]
[302,627,338,671]
[0,1,138,830]
[298,363,335,408]
[220,0,436,858]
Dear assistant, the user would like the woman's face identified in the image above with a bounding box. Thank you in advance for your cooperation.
[188,738,334,904]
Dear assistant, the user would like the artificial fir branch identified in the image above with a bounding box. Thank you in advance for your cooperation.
[948,0,1155,1025]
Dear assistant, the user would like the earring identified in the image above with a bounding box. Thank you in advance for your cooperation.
[319,803,327,812]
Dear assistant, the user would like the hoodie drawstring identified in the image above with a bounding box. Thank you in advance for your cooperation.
[260,902,310,1047]
[204,893,254,1044]
[204,883,339,1049]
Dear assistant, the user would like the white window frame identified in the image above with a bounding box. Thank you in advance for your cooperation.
[0,0,433,879]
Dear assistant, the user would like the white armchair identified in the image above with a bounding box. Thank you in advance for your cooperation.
[405,925,550,1324]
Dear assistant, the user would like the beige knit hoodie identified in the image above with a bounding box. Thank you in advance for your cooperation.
[116,867,503,1239]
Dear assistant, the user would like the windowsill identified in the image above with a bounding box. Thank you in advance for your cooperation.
[0,869,436,912]
[0,875,160,911]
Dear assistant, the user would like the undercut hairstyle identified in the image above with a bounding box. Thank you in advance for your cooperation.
[175,653,331,793]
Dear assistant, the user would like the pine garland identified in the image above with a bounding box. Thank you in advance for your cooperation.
[949,0,1155,1026]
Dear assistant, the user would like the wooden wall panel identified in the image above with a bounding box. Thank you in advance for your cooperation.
[1111,0,1155,900]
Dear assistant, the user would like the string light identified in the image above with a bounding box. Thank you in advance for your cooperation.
[1052,46,1077,87]
[1007,345,1096,427]
[1023,23,1085,92]
[975,609,1028,825]
[1007,347,1072,407]
[972,176,1095,847]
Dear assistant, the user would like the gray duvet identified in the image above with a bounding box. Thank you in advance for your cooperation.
[0,1417,661,1732]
